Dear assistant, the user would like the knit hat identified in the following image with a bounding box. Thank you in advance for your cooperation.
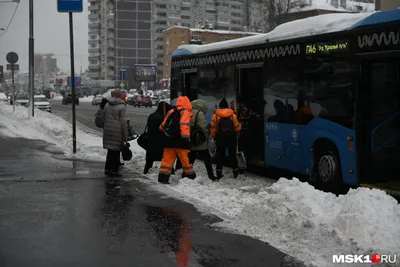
[219,98,228,108]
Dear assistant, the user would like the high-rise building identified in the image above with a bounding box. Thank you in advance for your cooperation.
[88,0,152,89]
[34,54,58,75]
[89,0,253,87]
[152,0,248,82]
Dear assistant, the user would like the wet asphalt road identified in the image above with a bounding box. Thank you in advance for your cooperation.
[0,136,306,267]
[51,99,154,136]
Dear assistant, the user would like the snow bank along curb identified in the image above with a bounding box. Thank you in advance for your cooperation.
[1,103,399,267]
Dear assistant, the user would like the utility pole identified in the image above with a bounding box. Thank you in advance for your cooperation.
[29,0,34,117]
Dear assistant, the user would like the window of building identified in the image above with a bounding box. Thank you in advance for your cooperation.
[191,35,200,40]
[217,37,223,41]
[138,12,151,21]
[181,15,191,20]
[138,3,151,11]
[157,12,167,17]
[181,6,190,11]
[181,36,185,43]
[201,36,207,42]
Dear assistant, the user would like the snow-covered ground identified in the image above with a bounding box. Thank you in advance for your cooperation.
[0,102,399,267]
[79,96,94,102]
[52,95,64,100]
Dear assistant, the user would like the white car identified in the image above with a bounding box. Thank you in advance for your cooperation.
[32,95,51,112]
[0,92,7,103]
[15,94,29,106]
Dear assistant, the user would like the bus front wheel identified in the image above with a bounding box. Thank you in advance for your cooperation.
[312,144,342,193]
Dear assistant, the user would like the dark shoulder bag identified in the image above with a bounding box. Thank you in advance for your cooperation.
[137,124,148,150]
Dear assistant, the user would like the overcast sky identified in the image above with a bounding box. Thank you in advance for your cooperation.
[0,0,89,73]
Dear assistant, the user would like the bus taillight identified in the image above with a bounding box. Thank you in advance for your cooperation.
[348,136,354,152]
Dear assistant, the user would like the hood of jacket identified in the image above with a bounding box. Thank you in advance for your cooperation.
[156,101,172,114]
[215,108,234,118]
[191,99,208,114]
[176,96,192,112]
[107,97,125,106]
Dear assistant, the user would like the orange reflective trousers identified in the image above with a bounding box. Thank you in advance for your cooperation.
[158,148,196,183]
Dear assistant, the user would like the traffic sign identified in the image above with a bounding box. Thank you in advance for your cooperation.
[6,52,18,64]
[57,0,83,13]
[119,69,126,81]
[7,64,19,71]
[120,83,125,89]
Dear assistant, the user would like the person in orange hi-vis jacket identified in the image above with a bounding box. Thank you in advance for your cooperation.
[158,96,196,184]
[210,98,242,179]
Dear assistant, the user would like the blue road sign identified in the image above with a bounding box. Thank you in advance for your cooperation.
[67,76,81,87]
[120,69,126,81]
[57,0,83,13]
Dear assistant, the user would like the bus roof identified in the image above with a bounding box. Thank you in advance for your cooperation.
[172,9,400,57]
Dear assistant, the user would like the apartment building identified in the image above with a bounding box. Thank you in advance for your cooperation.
[152,0,248,83]
[376,0,400,10]
[162,26,258,80]
[88,0,152,89]
[88,0,266,86]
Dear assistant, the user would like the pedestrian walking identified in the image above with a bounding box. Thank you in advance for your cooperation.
[176,99,216,180]
[158,96,196,184]
[143,101,172,174]
[210,98,242,179]
[103,89,129,177]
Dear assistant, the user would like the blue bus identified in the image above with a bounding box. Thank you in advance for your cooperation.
[169,10,400,195]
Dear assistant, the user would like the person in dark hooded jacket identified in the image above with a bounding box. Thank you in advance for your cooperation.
[144,101,172,174]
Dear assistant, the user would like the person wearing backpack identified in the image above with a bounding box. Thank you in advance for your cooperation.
[176,99,217,180]
[143,101,172,174]
[210,98,242,179]
[158,96,196,184]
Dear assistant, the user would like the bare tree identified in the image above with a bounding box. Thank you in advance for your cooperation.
[253,0,306,32]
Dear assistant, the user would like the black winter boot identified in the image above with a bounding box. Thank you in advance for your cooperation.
[158,173,170,184]
[207,170,217,181]
[216,169,223,180]
[233,168,239,179]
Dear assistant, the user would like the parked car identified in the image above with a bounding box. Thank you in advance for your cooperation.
[32,95,51,112]
[129,94,152,107]
[140,94,153,107]
[62,93,79,105]
[92,95,103,105]
[0,92,7,102]
[151,94,160,106]
[15,94,29,106]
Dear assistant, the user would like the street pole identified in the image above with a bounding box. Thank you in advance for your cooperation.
[69,12,77,154]
[28,0,34,118]
[12,65,15,112]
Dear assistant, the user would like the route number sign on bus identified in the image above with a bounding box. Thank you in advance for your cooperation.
[306,40,348,55]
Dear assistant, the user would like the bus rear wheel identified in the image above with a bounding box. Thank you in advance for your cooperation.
[312,145,342,193]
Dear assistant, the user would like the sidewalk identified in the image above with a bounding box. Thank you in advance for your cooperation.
[0,136,303,267]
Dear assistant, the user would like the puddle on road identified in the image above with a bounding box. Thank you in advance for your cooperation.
[145,205,193,267]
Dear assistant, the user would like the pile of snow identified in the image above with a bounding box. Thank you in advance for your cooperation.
[0,103,143,161]
[1,102,399,267]
[52,95,64,100]
[79,96,94,102]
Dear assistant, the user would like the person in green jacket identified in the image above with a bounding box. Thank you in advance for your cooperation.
[176,99,217,181]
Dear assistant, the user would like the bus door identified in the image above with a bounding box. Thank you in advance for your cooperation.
[358,59,400,191]
[182,69,198,101]
[236,64,265,164]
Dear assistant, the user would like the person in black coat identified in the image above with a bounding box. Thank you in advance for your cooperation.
[144,101,172,174]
